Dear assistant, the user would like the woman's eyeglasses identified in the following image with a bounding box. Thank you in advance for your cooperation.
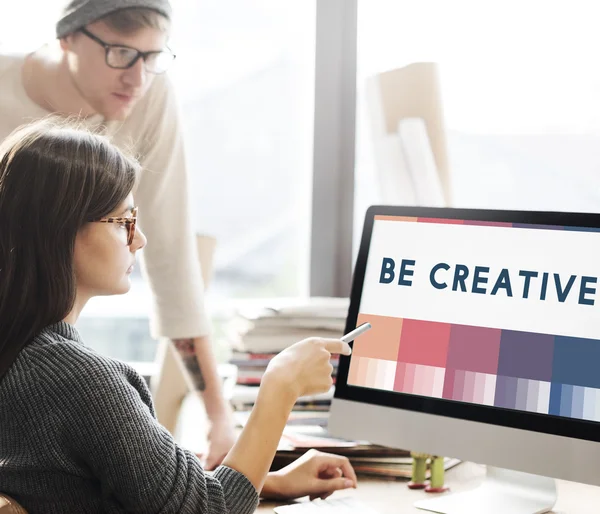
[97,207,138,246]
[80,28,176,74]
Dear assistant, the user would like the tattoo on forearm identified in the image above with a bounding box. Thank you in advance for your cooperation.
[173,338,206,391]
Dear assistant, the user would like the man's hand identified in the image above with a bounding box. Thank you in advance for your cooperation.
[198,413,237,470]
[261,449,358,501]
[173,336,237,470]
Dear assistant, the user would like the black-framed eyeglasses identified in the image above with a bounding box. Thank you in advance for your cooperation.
[80,28,176,74]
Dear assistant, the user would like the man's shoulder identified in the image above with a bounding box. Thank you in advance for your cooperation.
[0,51,49,142]
[0,51,24,77]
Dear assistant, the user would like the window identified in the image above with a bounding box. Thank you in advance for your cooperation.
[355,1,600,251]
[169,0,315,302]
[2,1,316,362]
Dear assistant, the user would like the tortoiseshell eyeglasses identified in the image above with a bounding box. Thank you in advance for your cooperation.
[97,206,138,246]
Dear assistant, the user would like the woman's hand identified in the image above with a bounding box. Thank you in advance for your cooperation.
[220,338,351,493]
[261,449,358,501]
[263,338,352,401]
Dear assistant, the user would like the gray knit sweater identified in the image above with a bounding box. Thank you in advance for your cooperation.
[0,322,259,513]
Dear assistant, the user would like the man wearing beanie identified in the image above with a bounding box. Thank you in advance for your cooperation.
[0,0,248,511]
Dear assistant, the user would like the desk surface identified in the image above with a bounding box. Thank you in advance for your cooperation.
[256,462,600,513]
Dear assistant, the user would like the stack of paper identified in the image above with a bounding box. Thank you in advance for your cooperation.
[229,296,349,354]
[230,385,335,412]
[233,410,461,479]
[226,297,348,393]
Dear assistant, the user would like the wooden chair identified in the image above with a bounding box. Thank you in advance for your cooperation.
[0,493,27,514]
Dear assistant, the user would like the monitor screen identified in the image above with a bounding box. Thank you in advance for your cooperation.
[335,207,600,443]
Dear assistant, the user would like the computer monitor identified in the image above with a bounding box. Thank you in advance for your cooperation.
[329,206,600,514]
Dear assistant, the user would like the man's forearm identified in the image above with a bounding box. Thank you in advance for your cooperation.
[172,335,231,419]
[172,338,206,391]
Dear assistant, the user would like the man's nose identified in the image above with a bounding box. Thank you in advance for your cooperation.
[121,57,146,89]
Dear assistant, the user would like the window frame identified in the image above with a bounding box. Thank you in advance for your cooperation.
[310,0,358,298]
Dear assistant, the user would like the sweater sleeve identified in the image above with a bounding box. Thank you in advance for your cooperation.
[60,353,258,514]
[132,74,210,340]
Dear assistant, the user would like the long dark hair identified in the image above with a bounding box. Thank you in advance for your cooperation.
[0,118,139,379]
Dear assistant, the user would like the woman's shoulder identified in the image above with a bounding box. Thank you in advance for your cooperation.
[17,327,148,398]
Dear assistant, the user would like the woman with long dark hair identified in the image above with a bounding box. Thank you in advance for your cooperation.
[0,118,356,513]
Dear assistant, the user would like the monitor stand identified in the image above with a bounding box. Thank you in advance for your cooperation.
[414,466,557,514]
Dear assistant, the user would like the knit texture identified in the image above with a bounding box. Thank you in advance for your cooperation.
[0,322,259,513]
[56,0,172,38]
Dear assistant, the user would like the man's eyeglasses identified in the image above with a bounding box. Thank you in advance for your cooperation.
[80,28,176,74]
[97,207,138,246]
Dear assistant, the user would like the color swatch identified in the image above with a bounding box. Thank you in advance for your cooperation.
[348,356,396,392]
[347,315,600,423]
[394,363,445,398]
[349,215,600,423]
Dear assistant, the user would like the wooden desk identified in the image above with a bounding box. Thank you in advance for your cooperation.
[172,376,599,513]
[257,462,600,513]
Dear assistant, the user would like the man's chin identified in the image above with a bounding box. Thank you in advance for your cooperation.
[98,100,136,121]
[101,107,132,122]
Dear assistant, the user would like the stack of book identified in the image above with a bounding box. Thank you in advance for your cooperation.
[230,353,340,388]
[274,445,460,480]
[230,383,335,412]
[229,296,348,353]
[227,297,348,390]
[233,409,460,479]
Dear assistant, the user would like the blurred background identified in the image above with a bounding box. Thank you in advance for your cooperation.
[4,0,600,364]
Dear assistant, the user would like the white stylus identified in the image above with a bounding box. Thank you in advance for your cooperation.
[340,322,372,343]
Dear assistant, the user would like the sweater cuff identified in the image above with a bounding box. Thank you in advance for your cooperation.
[213,465,259,514]
[150,309,212,340]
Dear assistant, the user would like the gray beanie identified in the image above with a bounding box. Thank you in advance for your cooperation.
[56,0,172,38]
